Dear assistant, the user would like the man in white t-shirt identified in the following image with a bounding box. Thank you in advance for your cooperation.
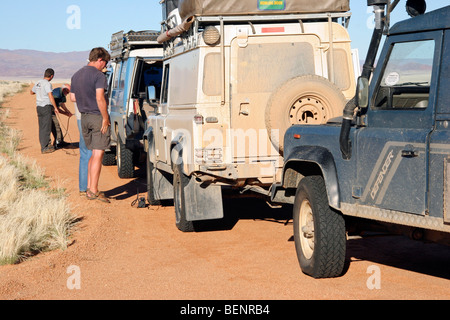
[30,68,60,154]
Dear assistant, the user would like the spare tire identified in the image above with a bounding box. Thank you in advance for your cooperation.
[265,75,347,154]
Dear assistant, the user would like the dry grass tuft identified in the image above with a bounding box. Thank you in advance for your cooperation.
[0,188,76,264]
[0,81,77,265]
[0,81,28,104]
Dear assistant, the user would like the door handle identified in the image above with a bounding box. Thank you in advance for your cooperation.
[401,149,417,158]
[401,144,418,158]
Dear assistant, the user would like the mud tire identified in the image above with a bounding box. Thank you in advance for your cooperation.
[102,149,116,166]
[117,135,135,179]
[146,149,161,206]
[293,175,346,278]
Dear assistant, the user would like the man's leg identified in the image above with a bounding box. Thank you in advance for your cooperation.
[51,113,64,145]
[83,113,110,202]
[37,105,53,151]
[77,119,92,193]
[87,149,105,194]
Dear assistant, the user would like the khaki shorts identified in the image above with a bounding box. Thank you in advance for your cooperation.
[81,113,111,151]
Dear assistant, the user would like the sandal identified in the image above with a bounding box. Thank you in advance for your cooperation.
[86,189,110,203]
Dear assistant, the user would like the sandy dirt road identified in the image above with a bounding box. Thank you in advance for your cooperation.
[0,87,449,304]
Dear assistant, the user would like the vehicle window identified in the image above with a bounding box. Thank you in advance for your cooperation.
[161,64,170,104]
[119,61,128,90]
[112,62,122,90]
[328,48,351,91]
[142,61,163,100]
[203,53,221,96]
[132,60,163,100]
[237,42,314,93]
[373,40,434,110]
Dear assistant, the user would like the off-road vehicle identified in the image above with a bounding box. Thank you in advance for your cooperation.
[278,0,450,278]
[144,0,357,231]
[106,30,163,178]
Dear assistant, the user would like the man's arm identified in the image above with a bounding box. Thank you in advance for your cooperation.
[48,92,59,114]
[59,102,73,117]
[96,88,110,134]
[70,92,76,102]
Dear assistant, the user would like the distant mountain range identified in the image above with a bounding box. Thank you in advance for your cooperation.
[0,49,90,80]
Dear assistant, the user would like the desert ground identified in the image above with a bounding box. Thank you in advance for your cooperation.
[0,84,449,304]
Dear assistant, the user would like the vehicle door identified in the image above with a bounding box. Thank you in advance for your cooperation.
[153,62,170,166]
[127,57,146,138]
[109,61,124,115]
[230,33,322,163]
[355,31,442,215]
[130,58,164,140]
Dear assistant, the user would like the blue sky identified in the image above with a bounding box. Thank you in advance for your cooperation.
[0,0,448,58]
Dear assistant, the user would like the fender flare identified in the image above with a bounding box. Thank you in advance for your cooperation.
[143,126,154,153]
[170,131,193,174]
[282,146,340,209]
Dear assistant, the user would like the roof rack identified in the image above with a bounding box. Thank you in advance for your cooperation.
[110,30,162,60]
[195,12,351,27]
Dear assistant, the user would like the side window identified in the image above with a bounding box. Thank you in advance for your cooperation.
[373,40,434,110]
[328,49,351,91]
[203,53,221,96]
[119,61,128,90]
[134,60,163,100]
[143,62,163,100]
[112,62,122,90]
[161,64,170,104]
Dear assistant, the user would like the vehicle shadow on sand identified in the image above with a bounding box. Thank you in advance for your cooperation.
[105,165,450,280]
[344,232,450,280]
[105,164,293,228]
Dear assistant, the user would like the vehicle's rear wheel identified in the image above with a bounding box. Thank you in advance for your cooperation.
[265,75,346,154]
[102,148,116,166]
[117,135,135,178]
[293,175,346,278]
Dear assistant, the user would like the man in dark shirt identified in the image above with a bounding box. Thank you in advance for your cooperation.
[51,84,73,149]
[70,47,111,203]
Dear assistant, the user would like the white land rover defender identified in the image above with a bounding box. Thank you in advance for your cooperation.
[144,0,357,231]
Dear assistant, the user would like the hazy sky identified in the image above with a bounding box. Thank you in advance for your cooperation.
[0,0,448,58]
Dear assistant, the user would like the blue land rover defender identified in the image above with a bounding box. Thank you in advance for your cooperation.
[279,1,450,278]
[106,30,163,178]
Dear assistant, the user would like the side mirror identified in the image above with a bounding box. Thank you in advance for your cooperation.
[406,0,426,17]
[146,86,156,102]
[356,76,369,109]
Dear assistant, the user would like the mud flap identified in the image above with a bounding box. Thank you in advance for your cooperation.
[152,168,174,201]
[184,178,224,221]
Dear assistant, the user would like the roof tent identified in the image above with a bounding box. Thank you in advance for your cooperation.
[178,0,350,20]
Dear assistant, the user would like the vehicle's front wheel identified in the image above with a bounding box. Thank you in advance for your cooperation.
[293,175,346,278]
[146,150,160,206]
